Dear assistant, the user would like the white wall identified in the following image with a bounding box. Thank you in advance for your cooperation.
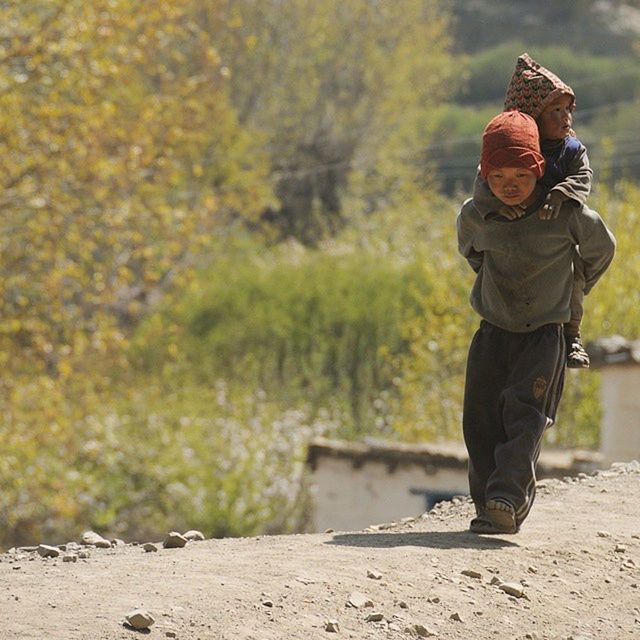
[311,456,468,532]
[600,365,640,466]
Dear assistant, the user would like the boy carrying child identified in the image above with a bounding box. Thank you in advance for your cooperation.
[457,110,615,534]
[474,53,594,367]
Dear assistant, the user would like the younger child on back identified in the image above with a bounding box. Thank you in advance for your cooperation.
[474,53,592,368]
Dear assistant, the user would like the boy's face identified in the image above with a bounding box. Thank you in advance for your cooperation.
[537,94,574,141]
[486,167,538,206]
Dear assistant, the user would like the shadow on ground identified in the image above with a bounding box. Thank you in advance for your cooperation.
[326,530,518,550]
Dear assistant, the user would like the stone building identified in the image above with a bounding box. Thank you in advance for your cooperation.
[306,437,600,533]
[588,335,640,466]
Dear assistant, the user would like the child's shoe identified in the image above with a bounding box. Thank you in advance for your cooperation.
[566,333,590,369]
[469,498,518,534]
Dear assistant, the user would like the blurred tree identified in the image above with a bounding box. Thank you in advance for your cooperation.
[0,0,272,382]
[202,0,458,243]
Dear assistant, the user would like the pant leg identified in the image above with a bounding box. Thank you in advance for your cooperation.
[462,322,510,513]
[486,324,566,526]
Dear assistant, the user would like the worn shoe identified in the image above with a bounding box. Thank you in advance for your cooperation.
[469,498,518,534]
[566,333,590,369]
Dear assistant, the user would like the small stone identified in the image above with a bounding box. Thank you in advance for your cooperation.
[143,543,159,553]
[614,544,627,553]
[347,591,373,608]
[426,596,440,603]
[406,623,437,637]
[81,531,111,548]
[366,613,384,622]
[527,566,538,574]
[261,599,273,607]
[183,530,206,541]
[166,632,177,638]
[62,554,78,563]
[37,545,60,558]
[124,609,155,630]
[524,633,540,640]
[490,576,502,585]
[398,600,408,609]
[163,532,188,549]
[461,569,482,579]
[324,528,335,534]
[450,612,464,622]
[597,531,611,538]
[78,550,90,559]
[111,538,126,547]
[499,582,525,598]
[325,619,340,633]
[367,569,383,580]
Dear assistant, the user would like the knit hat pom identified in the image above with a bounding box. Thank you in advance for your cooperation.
[480,111,545,179]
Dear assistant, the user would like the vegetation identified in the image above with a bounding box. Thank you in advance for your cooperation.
[1,0,639,549]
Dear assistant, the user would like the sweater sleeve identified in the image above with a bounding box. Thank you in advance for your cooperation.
[569,205,616,294]
[457,201,484,273]
[551,144,592,206]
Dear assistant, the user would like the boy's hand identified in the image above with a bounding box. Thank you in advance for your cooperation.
[539,191,565,220]
[498,205,526,220]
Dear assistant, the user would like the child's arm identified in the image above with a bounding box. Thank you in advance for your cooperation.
[540,143,592,219]
[457,202,484,273]
[569,206,615,294]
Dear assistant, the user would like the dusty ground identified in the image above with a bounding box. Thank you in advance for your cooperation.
[1,462,639,640]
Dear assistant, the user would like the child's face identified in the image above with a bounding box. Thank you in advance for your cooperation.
[486,167,538,206]
[537,94,574,141]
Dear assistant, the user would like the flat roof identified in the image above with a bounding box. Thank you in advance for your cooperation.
[307,437,601,478]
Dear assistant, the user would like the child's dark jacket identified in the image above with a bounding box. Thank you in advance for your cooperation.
[457,195,615,333]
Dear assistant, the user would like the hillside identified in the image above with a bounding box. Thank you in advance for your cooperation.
[1,462,638,640]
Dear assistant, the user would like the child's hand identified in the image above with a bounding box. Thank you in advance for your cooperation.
[498,205,526,220]
[539,191,565,220]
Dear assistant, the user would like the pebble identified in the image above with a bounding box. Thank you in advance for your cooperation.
[367,569,383,580]
[614,544,627,553]
[347,591,373,608]
[81,531,111,548]
[325,619,340,633]
[398,600,408,609]
[163,532,188,549]
[37,545,60,558]
[365,612,384,622]
[183,530,206,541]
[405,623,438,637]
[143,543,159,553]
[426,596,440,603]
[78,550,90,559]
[124,609,155,630]
[461,569,482,579]
[450,612,464,622]
[597,531,611,538]
[62,554,78,563]
[499,582,525,598]
[527,566,538,574]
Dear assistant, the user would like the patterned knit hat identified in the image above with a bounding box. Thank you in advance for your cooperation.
[480,111,545,179]
[504,53,575,119]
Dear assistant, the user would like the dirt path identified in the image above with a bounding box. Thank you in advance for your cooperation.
[1,463,639,640]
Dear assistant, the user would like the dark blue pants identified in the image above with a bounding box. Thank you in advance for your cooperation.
[463,321,566,526]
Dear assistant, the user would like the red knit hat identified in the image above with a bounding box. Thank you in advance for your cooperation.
[480,111,545,179]
[504,53,575,119]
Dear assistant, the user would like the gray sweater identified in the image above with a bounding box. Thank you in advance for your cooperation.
[457,194,616,332]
